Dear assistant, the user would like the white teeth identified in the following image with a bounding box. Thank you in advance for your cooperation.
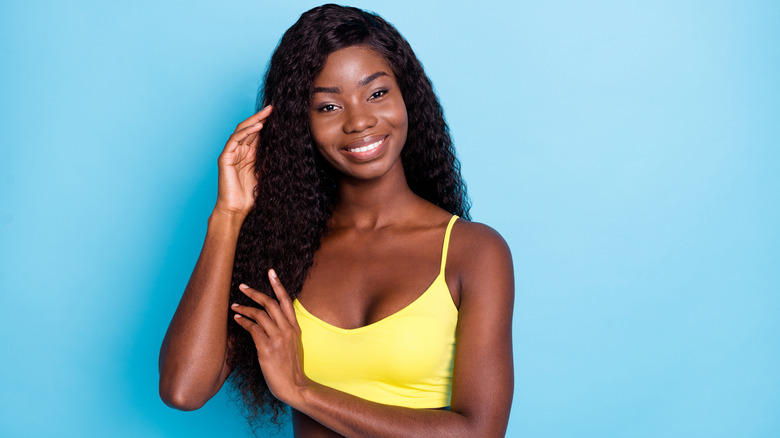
[347,138,383,153]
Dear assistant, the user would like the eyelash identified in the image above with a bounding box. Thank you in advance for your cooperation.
[316,89,389,112]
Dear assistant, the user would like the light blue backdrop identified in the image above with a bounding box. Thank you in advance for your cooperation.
[1,1,778,437]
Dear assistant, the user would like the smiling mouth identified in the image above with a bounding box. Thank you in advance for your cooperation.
[346,136,386,153]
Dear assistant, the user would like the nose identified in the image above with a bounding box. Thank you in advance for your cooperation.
[342,105,377,134]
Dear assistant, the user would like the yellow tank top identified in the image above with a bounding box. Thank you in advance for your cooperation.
[293,215,459,408]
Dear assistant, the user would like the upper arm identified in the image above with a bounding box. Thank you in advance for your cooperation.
[448,221,514,436]
[215,336,235,392]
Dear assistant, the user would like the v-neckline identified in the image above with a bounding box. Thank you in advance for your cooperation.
[293,272,446,335]
[293,215,458,334]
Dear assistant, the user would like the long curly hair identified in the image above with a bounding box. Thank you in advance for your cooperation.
[226,4,471,430]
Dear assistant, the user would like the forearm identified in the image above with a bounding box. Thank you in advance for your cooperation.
[159,210,244,409]
[292,382,490,438]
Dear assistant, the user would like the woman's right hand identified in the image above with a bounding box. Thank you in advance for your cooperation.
[214,105,273,219]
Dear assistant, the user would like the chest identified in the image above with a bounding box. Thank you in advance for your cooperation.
[298,227,451,330]
[294,280,458,407]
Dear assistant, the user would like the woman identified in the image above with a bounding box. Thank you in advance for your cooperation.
[159,4,514,437]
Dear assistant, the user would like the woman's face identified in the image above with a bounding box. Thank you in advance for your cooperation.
[310,45,408,181]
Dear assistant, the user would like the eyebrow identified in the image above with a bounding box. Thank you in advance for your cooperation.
[359,71,389,87]
[313,71,390,94]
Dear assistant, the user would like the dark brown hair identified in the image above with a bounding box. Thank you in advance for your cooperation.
[227,4,470,431]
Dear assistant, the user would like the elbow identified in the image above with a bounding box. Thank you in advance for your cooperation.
[158,356,227,411]
[462,423,507,438]
[161,392,205,412]
[454,411,509,438]
[159,379,208,411]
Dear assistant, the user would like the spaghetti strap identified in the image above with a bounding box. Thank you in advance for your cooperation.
[440,215,459,275]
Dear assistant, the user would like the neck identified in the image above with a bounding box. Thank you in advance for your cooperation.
[330,164,420,230]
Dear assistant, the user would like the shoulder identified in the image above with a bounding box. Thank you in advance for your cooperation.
[450,219,512,264]
[446,219,515,426]
[448,219,514,304]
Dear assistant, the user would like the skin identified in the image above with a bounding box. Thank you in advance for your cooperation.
[159,46,514,437]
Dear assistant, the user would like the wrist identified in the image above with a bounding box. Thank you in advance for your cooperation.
[289,377,316,412]
[208,209,246,234]
[212,199,251,221]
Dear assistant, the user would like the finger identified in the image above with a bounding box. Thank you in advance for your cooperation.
[222,123,263,156]
[268,269,298,328]
[233,122,264,146]
[232,303,278,336]
[239,283,288,327]
[241,130,260,148]
[235,105,274,132]
[233,312,269,341]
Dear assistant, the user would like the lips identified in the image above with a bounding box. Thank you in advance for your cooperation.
[342,135,388,160]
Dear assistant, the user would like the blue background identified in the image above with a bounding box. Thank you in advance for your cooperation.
[1,1,778,437]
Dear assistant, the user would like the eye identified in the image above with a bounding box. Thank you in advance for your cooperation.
[369,89,388,100]
[318,104,338,112]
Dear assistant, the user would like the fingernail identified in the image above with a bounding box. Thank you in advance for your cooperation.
[231,303,238,308]
[269,269,277,279]
[239,284,248,290]
[234,314,242,319]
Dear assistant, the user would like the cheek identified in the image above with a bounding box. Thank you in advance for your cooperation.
[309,119,341,167]
[392,104,409,142]
[381,98,408,134]
[310,117,332,149]
[395,96,409,130]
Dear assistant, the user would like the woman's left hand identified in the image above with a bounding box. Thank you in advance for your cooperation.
[231,269,309,406]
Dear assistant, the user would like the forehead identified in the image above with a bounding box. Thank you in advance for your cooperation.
[314,46,395,85]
